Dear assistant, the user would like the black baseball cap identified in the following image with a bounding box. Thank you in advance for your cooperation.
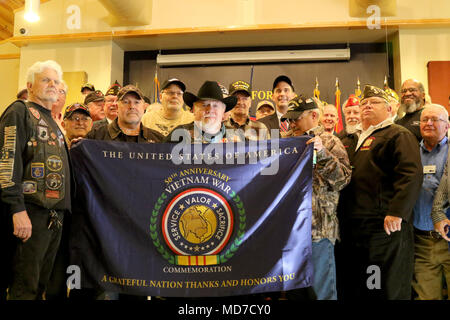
[84,90,105,105]
[273,75,294,92]
[229,80,251,96]
[281,96,318,121]
[63,103,91,119]
[161,78,186,92]
[81,83,95,93]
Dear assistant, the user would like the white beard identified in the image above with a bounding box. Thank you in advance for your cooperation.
[346,124,359,134]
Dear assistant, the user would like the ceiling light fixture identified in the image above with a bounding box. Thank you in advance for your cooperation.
[24,0,40,23]
[156,48,351,66]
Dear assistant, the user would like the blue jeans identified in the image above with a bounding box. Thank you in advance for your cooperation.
[312,238,337,300]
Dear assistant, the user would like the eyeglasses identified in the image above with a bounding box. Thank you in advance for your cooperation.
[401,87,419,94]
[163,90,183,97]
[420,117,447,124]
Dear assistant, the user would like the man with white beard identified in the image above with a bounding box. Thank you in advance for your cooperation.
[164,81,237,143]
[338,94,361,140]
[395,79,426,142]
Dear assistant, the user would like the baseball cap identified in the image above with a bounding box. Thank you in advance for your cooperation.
[117,85,144,101]
[229,80,251,96]
[273,75,294,91]
[81,83,95,93]
[84,90,105,105]
[281,96,318,121]
[256,100,275,111]
[161,78,186,92]
[63,103,91,119]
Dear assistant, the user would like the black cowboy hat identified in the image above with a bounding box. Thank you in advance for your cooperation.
[183,81,237,112]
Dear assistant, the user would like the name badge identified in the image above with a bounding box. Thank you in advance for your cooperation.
[423,165,436,174]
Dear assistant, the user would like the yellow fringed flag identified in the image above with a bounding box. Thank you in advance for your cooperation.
[313,77,320,99]
[335,78,344,133]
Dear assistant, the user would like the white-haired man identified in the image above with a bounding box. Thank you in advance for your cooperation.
[412,104,450,300]
[0,60,71,299]
[165,81,237,143]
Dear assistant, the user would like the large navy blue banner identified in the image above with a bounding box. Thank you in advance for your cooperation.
[69,137,313,297]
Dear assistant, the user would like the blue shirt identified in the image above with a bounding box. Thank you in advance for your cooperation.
[413,136,450,231]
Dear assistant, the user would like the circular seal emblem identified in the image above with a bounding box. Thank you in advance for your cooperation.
[162,188,233,256]
[45,173,62,190]
[46,155,63,171]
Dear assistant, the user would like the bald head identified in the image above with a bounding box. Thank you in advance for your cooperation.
[321,104,338,133]
[401,79,425,113]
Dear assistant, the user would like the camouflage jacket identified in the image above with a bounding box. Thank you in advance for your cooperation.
[285,126,352,243]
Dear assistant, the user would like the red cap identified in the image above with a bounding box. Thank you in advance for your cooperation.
[344,94,359,108]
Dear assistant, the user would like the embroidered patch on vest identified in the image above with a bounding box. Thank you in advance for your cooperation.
[360,137,375,151]
[28,107,40,120]
[23,181,37,194]
[31,163,45,179]
[46,173,62,190]
[46,155,63,171]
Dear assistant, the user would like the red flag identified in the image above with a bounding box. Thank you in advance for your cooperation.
[334,78,344,133]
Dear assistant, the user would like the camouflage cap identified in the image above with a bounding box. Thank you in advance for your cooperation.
[117,84,144,101]
[281,96,318,121]
[361,85,390,102]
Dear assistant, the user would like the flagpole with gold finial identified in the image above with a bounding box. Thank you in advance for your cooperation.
[383,75,389,90]
[355,77,362,99]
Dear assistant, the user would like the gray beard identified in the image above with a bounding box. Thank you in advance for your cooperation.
[401,101,420,114]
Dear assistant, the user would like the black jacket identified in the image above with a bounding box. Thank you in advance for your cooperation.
[339,123,423,225]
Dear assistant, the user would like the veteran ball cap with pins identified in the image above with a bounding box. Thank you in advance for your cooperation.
[229,80,251,96]
[117,84,145,101]
[361,85,390,102]
[63,103,91,119]
[281,96,318,121]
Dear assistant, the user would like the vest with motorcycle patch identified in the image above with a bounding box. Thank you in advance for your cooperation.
[22,102,69,208]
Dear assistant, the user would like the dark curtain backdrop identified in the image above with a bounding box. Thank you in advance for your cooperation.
[125,43,391,115]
